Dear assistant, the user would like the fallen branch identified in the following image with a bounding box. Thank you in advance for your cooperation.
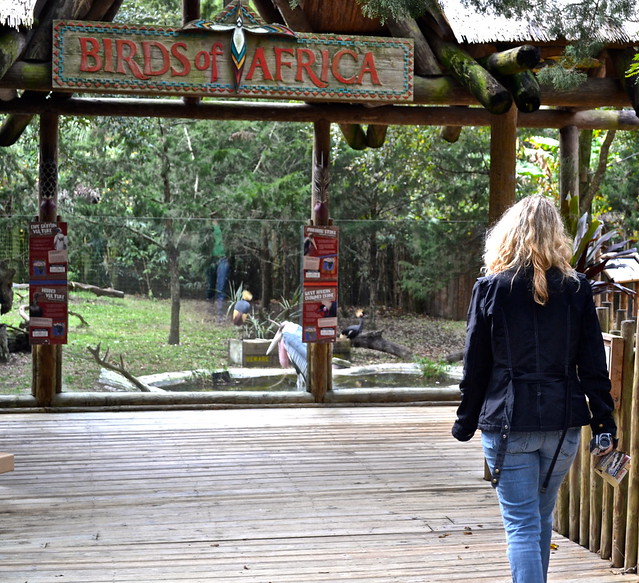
[69,310,89,327]
[69,281,124,298]
[350,330,414,360]
[19,305,89,327]
[87,343,154,392]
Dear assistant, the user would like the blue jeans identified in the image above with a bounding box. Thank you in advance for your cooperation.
[482,428,581,583]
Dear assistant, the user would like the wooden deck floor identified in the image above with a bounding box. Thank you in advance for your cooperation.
[0,406,634,583]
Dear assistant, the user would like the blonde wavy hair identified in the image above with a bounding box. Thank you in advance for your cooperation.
[483,195,577,305]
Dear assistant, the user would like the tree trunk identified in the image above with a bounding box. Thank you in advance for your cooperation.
[351,330,414,360]
[167,242,181,345]
[260,223,273,313]
[159,122,181,345]
[559,125,580,216]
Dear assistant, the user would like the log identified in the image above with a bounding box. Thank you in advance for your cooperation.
[351,330,414,360]
[366,124,387,148]
[428,36,513,114]
[0,111,34,146]
[386,18,441,75]
[482,45,541,75]
[489,105,517,224]
[0,93,638,131]
[339,123,367,150]
[6,326,28,353]
[0,28,26,80]
[0,259,15,314]
[339,124,388,149]
[501,70,541,113]
[69,281,124,298]
[610,48,639,116]
[23,0,93,62]
[0,324,8,363]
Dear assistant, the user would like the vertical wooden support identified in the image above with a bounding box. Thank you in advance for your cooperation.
[568,440,580,541]
[559,125,579,216]
[623,319,639,569]
[612,320,635,567]
[578,425,591,547]
[488,105,517,225]
[307,120,332,403]
[33,113,61,405]
[182,0,200,107]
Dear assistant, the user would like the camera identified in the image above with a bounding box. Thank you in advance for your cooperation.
[590,433,613,455]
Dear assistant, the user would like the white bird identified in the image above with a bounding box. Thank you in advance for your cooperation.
[266,321,307,391]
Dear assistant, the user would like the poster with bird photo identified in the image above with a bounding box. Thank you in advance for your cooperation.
[302,225,338,343]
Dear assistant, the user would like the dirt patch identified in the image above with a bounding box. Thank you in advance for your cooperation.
[342,309,466,366]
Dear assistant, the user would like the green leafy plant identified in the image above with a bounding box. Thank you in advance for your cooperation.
[565,195,637,295]
[415,356,451,382]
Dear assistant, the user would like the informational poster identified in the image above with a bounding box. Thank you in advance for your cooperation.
[28,222,69,345]
[302,225,338,343]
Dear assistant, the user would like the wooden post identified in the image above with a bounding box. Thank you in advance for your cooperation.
[33,112,62,405]
[568,440,581,542]
[182,0,200,107]
[559,125,579,216]
[307,120,332,403]
[623,319,639,570]
[488,105,517,225]
[579,425,591,547]
[612,320,635,567]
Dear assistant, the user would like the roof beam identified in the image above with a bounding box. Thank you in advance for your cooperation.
[0,95,637,130]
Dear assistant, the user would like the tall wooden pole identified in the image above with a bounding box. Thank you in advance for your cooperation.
[33,112,61,405]
[489,105,517,225]
[559,124,579,216]
[308,120,332,402]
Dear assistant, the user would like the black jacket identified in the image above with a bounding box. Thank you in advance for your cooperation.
[452,268,616,442]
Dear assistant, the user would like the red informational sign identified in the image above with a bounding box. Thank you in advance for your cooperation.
[28,222,69,345]
[302,226,338,343]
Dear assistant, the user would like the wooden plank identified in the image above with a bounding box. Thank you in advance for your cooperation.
[0,407,626,582]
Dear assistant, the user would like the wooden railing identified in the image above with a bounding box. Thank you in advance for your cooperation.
[554,300,639,571]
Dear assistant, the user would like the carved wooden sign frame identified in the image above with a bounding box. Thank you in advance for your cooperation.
[52,19,414,103]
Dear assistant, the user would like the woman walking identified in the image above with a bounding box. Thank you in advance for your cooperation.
[452,195,616,583]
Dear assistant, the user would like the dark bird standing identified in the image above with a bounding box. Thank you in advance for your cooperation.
[341,310,365,339]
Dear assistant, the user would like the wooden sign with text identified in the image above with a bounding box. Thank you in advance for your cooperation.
[52,20,414,103]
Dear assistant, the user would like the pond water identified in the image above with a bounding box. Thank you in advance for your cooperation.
[141,364,463,393]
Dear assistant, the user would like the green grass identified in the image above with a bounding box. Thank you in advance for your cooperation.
[1,292,237,394]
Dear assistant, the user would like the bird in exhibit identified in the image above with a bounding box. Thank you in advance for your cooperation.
[266,321,308,391]
[232,290,253,326]
[341,309,366,339]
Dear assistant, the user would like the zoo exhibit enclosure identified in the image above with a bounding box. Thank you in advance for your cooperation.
[1,0,639,571]
[2,11,639,390]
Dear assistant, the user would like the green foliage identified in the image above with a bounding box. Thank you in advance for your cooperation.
[415,356,450,382]
[564,195,637,296]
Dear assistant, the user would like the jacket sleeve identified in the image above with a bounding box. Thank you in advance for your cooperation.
[577,283,617,437]
[452,279,493,441]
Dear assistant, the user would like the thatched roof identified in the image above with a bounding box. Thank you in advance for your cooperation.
[438,0,639,45]
[0,0,37,28]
